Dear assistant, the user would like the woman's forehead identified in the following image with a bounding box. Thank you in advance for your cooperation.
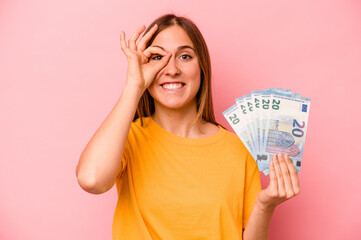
[151,25,195,50]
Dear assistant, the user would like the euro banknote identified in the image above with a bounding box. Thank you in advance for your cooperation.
[223,88,310,175]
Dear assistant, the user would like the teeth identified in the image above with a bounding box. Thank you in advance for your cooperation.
[162,83,184,90]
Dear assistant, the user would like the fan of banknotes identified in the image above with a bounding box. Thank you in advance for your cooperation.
[223,88,311,175]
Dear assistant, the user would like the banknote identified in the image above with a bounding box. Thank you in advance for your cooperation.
[236,95,259,154]
[262,92,310,173]
[223,103,256,158]
[223,88,310,175]
[262,90,300,153]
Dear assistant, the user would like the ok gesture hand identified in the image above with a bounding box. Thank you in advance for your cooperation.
[120,25,171,91]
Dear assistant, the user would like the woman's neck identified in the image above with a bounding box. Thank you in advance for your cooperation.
[152,101,206,138]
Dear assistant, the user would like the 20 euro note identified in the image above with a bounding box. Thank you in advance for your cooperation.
[261,89,300,154]
[249,88,294,171]
[236,95,259,154]
[223,103,257,160]
[259,92,311,174]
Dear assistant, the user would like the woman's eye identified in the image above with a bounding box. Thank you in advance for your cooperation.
[180,54,192,60]
[151,55,163,60]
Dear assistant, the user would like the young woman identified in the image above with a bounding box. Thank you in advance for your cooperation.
[76,14,300,240]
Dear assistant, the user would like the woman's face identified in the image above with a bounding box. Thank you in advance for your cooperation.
[147,25,201,111]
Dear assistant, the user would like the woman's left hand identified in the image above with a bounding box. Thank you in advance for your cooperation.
[256,153,300,211]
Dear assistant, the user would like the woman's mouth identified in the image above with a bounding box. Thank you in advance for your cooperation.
[161,82,185,91]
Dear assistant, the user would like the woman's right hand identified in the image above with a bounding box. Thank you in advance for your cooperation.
[120,24,171,91]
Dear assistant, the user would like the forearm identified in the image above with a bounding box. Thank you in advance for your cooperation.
[243,154,301,239]
[243,201,275,240]
[76,84,143,194]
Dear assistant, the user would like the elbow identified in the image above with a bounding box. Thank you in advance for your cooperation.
[76,167,111,194]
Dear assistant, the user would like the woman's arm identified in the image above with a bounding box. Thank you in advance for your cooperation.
[76,85,142,194]
[76,25,170,194]
[243,153,300,240]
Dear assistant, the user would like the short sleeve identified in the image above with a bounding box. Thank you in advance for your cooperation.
[115,127,132,192]
[118,120,139,179]
[242,153,262,229]
[120,146,128,175]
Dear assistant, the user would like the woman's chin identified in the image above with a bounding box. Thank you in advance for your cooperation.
[155,99,196,111]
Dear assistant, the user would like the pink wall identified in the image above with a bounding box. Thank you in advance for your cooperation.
[1,0,360,239]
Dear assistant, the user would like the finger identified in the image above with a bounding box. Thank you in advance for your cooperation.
[273,154,286,198]
[285,154,300,195]
[120,31,131,55]
[268,159,278,195]
[151,52,172,74]
[138,24,158,52]
[128,25,146,50]
[143,46,167,59]
[278,153,294,198]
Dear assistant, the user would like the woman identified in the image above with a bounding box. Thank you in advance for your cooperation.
[76,14,300,239]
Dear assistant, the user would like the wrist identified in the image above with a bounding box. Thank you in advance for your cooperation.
[123,84,146,98]
[255,197,277,213]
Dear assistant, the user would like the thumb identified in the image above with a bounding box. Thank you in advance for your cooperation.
[152,52,172,73]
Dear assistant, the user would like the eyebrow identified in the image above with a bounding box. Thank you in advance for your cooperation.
[152,45,195,52]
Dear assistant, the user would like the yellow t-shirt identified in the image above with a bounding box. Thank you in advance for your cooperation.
[112,117,261,240]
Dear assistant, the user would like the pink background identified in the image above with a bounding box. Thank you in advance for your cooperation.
[1,0,360,239]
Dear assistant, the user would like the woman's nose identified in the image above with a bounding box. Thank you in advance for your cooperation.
[163,57,180,76]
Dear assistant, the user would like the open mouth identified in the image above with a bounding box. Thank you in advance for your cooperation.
[160,82,185,91]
